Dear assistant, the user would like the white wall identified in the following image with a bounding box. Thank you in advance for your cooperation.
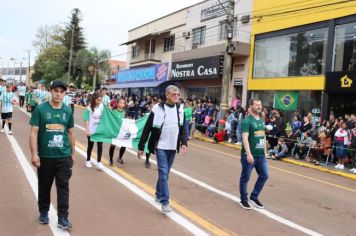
[181,0,252,50]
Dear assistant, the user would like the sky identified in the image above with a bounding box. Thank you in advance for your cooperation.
[0,0,203,66]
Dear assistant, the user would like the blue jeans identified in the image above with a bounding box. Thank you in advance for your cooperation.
[239,154,269,202]
[156,149,176,205]
[236,123,242,143]
[184,120,190,139]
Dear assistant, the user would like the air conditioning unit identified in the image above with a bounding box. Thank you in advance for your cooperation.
[192,42,200,49]
[182,31,190,39]
[241,15,250,24]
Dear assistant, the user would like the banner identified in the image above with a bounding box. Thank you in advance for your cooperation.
[90,107,149,152]
[273,91,299,111]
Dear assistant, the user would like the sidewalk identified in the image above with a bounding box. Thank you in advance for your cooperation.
[194,133,356,181]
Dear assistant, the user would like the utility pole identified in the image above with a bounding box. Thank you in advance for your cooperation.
[219,0,235,130]
[67,24,75,85]
[23,50,31,85]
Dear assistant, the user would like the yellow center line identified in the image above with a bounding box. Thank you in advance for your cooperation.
[75,141,232,236]
[189,142,356,194]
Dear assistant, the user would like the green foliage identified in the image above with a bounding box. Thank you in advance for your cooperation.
[32,8,111,88]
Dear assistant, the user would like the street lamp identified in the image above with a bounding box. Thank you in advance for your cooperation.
[23,50,31,86]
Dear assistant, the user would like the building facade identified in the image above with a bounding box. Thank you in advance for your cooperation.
[114,7,190,97]
[0,66,28,84]
[116,0,252,107]
[248,0,356,119]
[171,0,252,107]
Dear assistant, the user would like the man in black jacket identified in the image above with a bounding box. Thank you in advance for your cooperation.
[138,85,188,213]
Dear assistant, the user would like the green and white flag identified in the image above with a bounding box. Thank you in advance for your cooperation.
[90,106,149,151]
[273,91,299,111]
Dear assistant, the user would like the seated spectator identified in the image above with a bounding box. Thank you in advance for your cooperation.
[311,131,332,165]
[269,138,288,160]
[292,131,313,160]
[206,116,216,138]
[214,130,226,143]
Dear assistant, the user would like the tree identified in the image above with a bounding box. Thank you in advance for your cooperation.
[73,47,111,88]
[31,45,67,85]
[32,25,63,53]
[61,8,86,84]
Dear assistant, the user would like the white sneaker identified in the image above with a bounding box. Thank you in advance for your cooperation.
[96,162,104,170]
[162,204,172,214]
[350,168,355,172]
[335,164,340,169]
[235,142,242,145]
[85,161,92,168]
[8,130,12,135]
[0,129,4,133]
[339,165,344,170]
[228,138,232,143]
[353,169,356,174]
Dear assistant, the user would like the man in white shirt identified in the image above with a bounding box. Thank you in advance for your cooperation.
[138,85,188,213]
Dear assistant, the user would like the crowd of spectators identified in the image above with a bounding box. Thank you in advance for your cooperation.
[74,89,356,173]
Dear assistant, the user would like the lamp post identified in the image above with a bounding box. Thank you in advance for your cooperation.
[23,50,31,86]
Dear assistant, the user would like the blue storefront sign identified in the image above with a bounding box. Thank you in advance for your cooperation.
[116,63,169,85]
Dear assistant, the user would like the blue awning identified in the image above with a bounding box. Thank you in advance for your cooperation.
[108,80,166,89]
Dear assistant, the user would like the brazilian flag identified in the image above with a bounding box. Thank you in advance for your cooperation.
[273,91,299,111]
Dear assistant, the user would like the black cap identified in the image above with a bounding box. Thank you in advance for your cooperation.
[51,80,67,90]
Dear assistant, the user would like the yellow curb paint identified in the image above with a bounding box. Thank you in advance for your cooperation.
[194,135,242,150]
[282,158,356,181]
[75,141,232,236]
[194,134,356,181]
[189,142,356,193]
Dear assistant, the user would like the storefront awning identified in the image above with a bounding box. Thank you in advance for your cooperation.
[108,80,166,89]
[120,30,171,46]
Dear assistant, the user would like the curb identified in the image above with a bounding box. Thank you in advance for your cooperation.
[194,134,356,181]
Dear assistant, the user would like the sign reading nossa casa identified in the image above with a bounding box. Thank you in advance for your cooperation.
[171,56,223,80]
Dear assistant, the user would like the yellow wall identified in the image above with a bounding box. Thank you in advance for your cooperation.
[248,0,356,90]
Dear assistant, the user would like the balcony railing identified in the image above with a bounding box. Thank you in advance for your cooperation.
[131,53,161,63]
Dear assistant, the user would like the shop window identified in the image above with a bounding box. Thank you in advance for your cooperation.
[144,40,156,56]
[192,26,206,48]
[164,35,175,52]
[253,28,328,78]
[333,22,356,71]
[132,46,139,59]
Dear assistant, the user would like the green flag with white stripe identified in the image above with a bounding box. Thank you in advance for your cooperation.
[90,106,148,151]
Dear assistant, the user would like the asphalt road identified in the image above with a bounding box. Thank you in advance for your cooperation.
[0,106,355,236]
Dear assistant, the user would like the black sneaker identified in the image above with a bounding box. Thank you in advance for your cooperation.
[250,197,264,209]
[117,158,125,164]
[58,216,72,230]
[39,212,49,224]
[145,160,151,168]
[239,201,252,210]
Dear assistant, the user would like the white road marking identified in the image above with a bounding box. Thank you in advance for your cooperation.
[4,128,70,236]
[18,107,209,236]
[18,108,324,236]
[72,121,323,236]
[75,146,209,236]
